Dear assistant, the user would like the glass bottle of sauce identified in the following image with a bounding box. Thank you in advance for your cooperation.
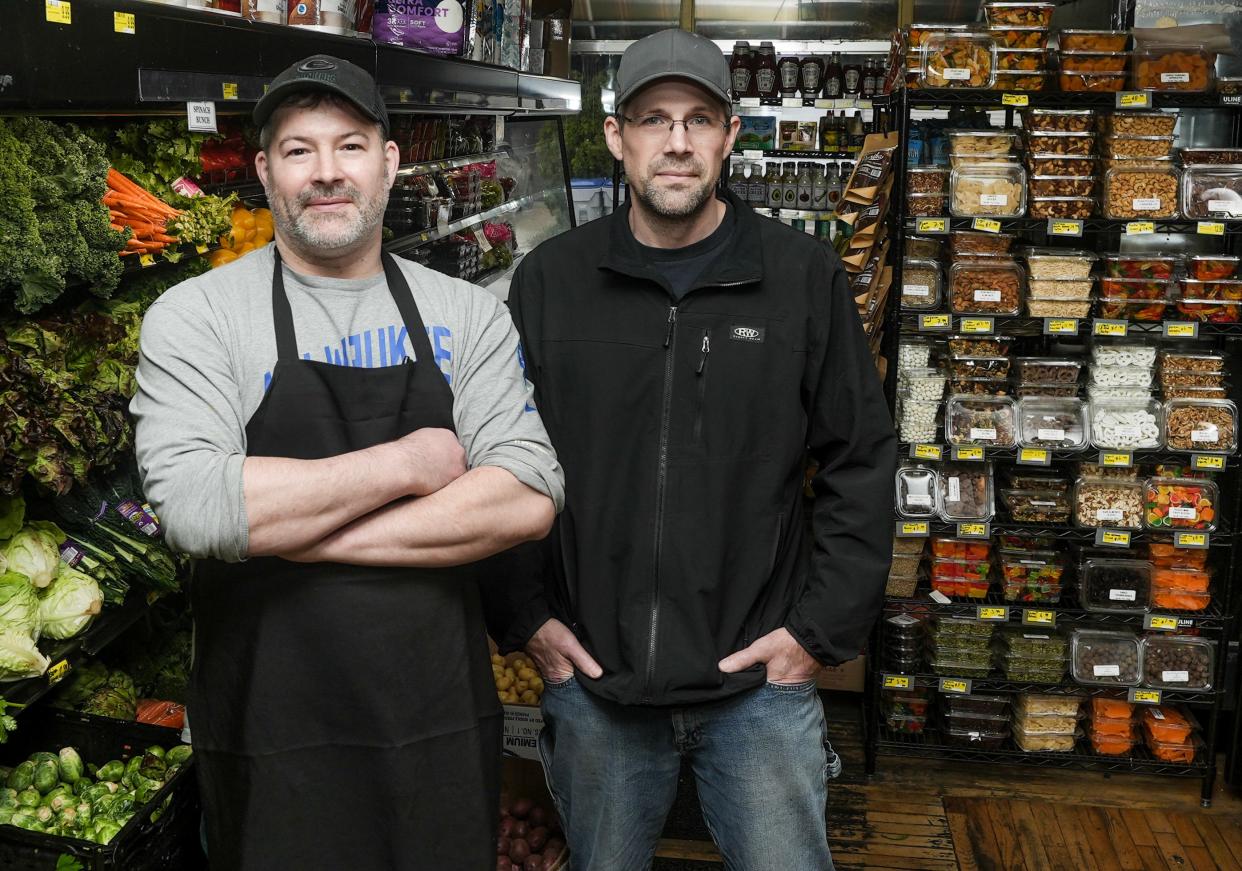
[800,56,824,99]
[818,113,835,152]
[781,162,798,208]
[748,163,768,206]
[825,163,842,209]
[729,42,754,101]
[728,162,749,201]
[822,52,843,99]
[755,43,779,101]
[862,59,877,98]
[778,55,802,99]
[796,163,814,208]
[765,162,783,209]
[843,57,862,96]
[810,165,829,211]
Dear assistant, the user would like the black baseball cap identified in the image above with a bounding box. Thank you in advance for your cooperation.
[254,54,390,137]
[614,29,732,110]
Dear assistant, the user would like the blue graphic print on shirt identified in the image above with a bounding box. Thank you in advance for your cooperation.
[262,323,453,391]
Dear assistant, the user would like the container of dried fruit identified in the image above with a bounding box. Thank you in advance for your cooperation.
[931,538,991,560]
[1030,196,1096,219]
[921,33,999,89]
[1080,557,1151,613]
[988,26,1050,49]
[1013,720,1080,752]
[901,258,943,310]
[947,129,1021,157]
[1089,724,1138,756]
[1096,297,1173,322]
[1132,45,1216,92]
[1099,277,1171,300]
[1181,165,1242,219]
[1144,477,1219,531]
[951,163,1027,217]
[994,70,1051,91]
[1163,398,1238,453]
[1147,733,1203,763]
[997,47,1046,70]
[1060,30,1129,51]
[1103,166,1180,219]
[1101,111,1177,136]
[1153,566,1211,593]
[1141,706,1196,743]
[984,1,1054,27]
[936,462,996,521]
[1059,70,1127,91]
[908,22,976,47]
[1186,256,1240,282]
[946,396,1018,447]
[1060,50,1129,73]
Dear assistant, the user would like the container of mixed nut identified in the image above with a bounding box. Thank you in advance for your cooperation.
[1181,165,1242,219]
[1024,107,1095,132]
[950,259,1025,314]
[1029,175,1096,197]
[908,165,951,194]
[1180,148,1242,166]
[1089,398,1163,450]
[1101,111,1177,136]
[1163,398,1238,453]
[1027,152,1097,176]
[1026,131,1096,156]
[1000,490,1072,524]
[1103,166,1180,219]
[950,163,1027,217]
[948,334,1014,356]
[952,230,1016,256]
[950,355,1011,378]
[1030,196,1097,219]
[907,192,950,216]
[946,395,1018,446]
[901,258,943,310]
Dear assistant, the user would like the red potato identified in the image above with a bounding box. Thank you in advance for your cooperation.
[529,807,548,828]
[527,827,549,852]
[497,859,513,871]
[512,798,533,820]
[512,821,529,839]
[498,836,511,856]
[510,838,531,863]
[524,857,544,871]
[498,817,517,838]
[543,839,565,862]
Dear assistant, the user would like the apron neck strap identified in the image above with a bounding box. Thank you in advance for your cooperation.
[270,248,437,367]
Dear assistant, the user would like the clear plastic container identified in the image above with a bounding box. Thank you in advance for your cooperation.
[930,658,993,678]
[896,464,940,518]
[1059,70,1127,92]
[1101,134,1176,159]
[1163,398,1238,453]
[1022,248,1095,279]
[997,47,1047,70]
[1151,586,1211,612]
[944,722,1009,747]
[1023,107,1096,132]
[1029,175,1096,198]
[1016,384,1081,399]
[1102,254,1179,281]
[1027,296,1093,318]
[1070,628,1142,687]
[1092,696,1135,720]
[936,462,996,521]
[1089,398,1163,449]
[1091,366,1155,389]
[1099,277,1171,300]
[1073,478,1145,529]
[988,26,1050,50]
[1144,477,1219,532]
[1013,721,1080,752]
[1017,693,1083,719]
[946,395,1017,446]
[1000,489,1072,523]
[1060,30,1128,51]
[950,163,1027,218]
[1181,166,1242,219]
[1177,278,1242,301]
[901,258,944,310]
[1180,148,1242,166]
[949,355,1010,378]
[1025,131,1096,156]
[1146,733,1204,763]
[948,334,1013,356]
[1132,45,1216,92]
[1161,350,1227,373]
[1080,558,1152,613]
[1186,257,1241,283]
[1000,628,1068,659]
[1101,111,1178,136]
[1059,50,1129,74]
[994,70,1051,91]
[1141,705,1196,743]
[1027,153,1097,176]
[1103,166,1180,219]
[908,22,976,47]
[886,612,927,644]
[907,192,950,217]
[950,377,1012,397]
[1176,298,1242,324]
[1016,397,1089,448]
[1141,636,1215,691]
[1014,358,1084,384]
[943,693,1010,716]
[1089,725,1138,756]
[897,338,936,369]
[930,538,991,560]
[984,1,1054,26]
[1096,298,1172,322]
[949,260,1025,315]
[921,34,998,89]
[907,165,951,194]
[899,367,947,401]
[1152,566,1211,593]
[1028,278,1095,298]
[934,615,997,639]
[885,712,929,734]
[1029,196,1096,219]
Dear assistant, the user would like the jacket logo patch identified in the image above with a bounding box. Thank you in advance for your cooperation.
[731,325,764,343]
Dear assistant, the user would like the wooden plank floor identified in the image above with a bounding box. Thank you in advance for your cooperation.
[651,696,1242,871]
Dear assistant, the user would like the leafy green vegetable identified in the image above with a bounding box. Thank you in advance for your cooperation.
[38,567,102,640]
[0,495,24,540]
[168,192,236,249]
[57,747,84,784]
[0,628,49,680]
[92,119,213,206]
[81,672,138,721]
[8,760,34,791]
[4,525,61,588]
[56,854,85,871]
[0,571,39,634]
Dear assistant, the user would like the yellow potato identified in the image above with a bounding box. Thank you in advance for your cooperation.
[516,681,529,693]
[497,691,507,703]
[504,668,516,679]
[530,676,544,693]
[496,676,514,691]
[517,668,536,682]
[520,690,539,705]
[491,654,505,666]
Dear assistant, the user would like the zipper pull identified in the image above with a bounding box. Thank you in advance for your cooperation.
[696,330,711,375]
[663,306,678,349]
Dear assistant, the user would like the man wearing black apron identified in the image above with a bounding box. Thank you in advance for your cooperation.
[130,56,564,869]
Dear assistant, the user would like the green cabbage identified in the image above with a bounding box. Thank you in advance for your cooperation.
[0,572,40,638]
[4,523,62,588]
[37,568,101,640]
[0,496,24,541]
[0,629,49,681]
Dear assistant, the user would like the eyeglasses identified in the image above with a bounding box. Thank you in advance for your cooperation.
[621,114,729,140]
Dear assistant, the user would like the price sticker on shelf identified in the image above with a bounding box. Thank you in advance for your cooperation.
[739,97,761,108]
[1174,531,1210,549]
[781,97,803,108]
[1099,451,1133,468]
[951,445,985,462]
[895,520,930,538]
[222,82,239,101]
[741,149,764,161]
[1043,318,1079,335]
[939,678,972,695]
[195,243,209,255]
[1197,221,1226,236]
[959,317,994,334]
[47,659,71,685]
[1001,93,1029,107]
[1145,614,1180,631]
[1192,454,1226,471]
[915,217,949,234]
[1093,319,1129,337]
[1096,528,1132,548]
[1125,221,1155,235]
[976,606,1009,621]
[972,218,1003,233]
[957,522,990,539]
[1129,688,1163,705]
[138,254,156,268]
[1117,91,1152,108]
[114,11,135,33]
[918,314,952,332]
[1163,321,1199,338]
[1022,609,1056,627]
[911,444,943,461]
[882,674,913,691]
[45,0,71,24]
[1048,219,1084,237]
[186,101,218,133]
[1017,448,1051,466]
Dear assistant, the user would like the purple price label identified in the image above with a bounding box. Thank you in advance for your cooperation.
[115,500,162,538]
[59,540,85,568]
[372,0,466,54]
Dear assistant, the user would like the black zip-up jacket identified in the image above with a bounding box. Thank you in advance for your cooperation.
[488,188,896,707]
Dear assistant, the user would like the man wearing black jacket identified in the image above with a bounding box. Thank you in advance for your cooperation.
[496,28,896,870]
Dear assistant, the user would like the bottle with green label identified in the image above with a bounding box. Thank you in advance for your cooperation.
[766,162,783,208]
[782,163,798,207]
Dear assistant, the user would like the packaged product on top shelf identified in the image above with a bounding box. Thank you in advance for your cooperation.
[920,34,998,89]
[983,2,1054,27]
[1024,108,1096,133]
[1060,31,1129,52]
[1141,635,1214,691]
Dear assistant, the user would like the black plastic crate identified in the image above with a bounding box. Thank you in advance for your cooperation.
[0,708,200,871]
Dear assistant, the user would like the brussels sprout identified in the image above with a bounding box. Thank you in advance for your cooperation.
[58,747,84,783]
[7,761,34,791]
[49,788,76,813]
[9,809,40,830]
[81,784,109,803]
[16,787,39,808]
[34,805,53,824]
[32,760,59,794]
[110,796,134,818]
[93,794,117,816]
[164,764,181,781]
[72,778,90,796]
[28,752,57,768]
[144,745,166,760]
[134,782,157,806]
[57,806,77,829]
[0,787,17,808]
[0,765,11,783]
[76,801,92,826]
[93,818,122,844]
[0,807,13,826]
[41,785,71,807]
[165,745,193,767]
[96,761,123,783]
[139,753,165,782]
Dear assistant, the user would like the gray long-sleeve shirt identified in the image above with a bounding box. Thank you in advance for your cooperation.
[130,243,564,563]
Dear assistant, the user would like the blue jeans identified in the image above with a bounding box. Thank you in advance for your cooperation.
[538,676,838,871]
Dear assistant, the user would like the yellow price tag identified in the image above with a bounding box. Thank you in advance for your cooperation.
[113,11,135,33]
[977,607,1007,621]
[960,318,993,334]
[1193,454,1225,470]
[1177,532,1207,547]
[1045,319,1078,334]
[222,82,239,100]
[1198,221,1225,236]
[45,0,71,23]
[1094,321,1128,337]
[882,675,912,690]
[899,521,929,536]
[914,444,942,460]
[972,218,1002,233]
[1119,92,1150,107]
[195,244,209,255]
[940,679,969,694]
[1101,452,1131,467]
[1148,615,1178,631]
[47,659,71,684]
[1101,530,1131,546]
[1126,221,1155,235]
[916,218,947,234]
[1165,323,1197,337]
[1024,610,1055,625]
[1001,93,1029,107]
[1019,448,1049,464]
[919,314,951,331]
[1049,220,1082,236]
[955,447,984,461]
[958,523,987,537]
[139,254,156,268]
[1132,689,1162,704]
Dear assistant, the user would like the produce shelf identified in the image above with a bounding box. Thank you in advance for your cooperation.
[874,672,1221,705]
[895,518,1233,544]
[876,729,1209,776]
[898,313,1242,337]
[892,89,1229,110]
[384,189,560,256]
[896,441,1237,467]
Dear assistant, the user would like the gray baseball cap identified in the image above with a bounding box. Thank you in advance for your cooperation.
[254,54,390,136]
[614,29,732,110]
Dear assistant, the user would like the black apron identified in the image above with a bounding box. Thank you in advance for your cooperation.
[189,252,501,870]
